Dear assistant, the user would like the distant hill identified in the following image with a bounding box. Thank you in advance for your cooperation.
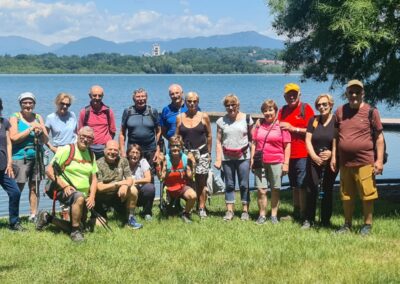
[0,31,284,56]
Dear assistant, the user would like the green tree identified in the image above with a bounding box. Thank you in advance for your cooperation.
[268,0,400,105]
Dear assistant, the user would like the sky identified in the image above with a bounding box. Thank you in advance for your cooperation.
[0,0,277,45]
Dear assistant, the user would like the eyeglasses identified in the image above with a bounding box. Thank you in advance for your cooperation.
[21,101,35,105]
[225,104,237,108]
[187,100,198,104]
[79,134,94,141]
[170,144,181,148]
[60,102,71,107]
[317,102,329,108]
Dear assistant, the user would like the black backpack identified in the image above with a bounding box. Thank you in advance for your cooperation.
[122,105,158,128]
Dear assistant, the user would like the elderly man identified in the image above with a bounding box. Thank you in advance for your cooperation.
[278,83,314,221]
[96,140,142,229]
[331,79,384,235]
[119,88,161,171]
[37,126,98,242]
[78,85,116,159]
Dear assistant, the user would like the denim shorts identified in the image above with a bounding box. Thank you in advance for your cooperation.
[288,158,307,189]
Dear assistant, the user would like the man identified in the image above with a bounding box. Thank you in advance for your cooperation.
[278,83,314,221]
[160,84,186,140]
[331,79,384,235]
[119,88,161,171]
[95,140,142,229]
[78,85,116,159]
[38,126,98,242]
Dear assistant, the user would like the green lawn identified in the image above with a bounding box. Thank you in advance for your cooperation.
[0,190,399,283]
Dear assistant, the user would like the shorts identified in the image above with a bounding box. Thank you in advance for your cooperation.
[12,159,43,184]
[288,158,307,189]
[254,164,282,190]
[94,190,126,218]
[56,190,85,207]
[167,185,190,200]
[195,153,210,175]
[340,165,378,201]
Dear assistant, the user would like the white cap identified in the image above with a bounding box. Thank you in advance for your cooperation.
[18,92,36,103]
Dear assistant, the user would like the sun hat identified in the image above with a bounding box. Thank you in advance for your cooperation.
[347,79,364,89]
[284,83,300,94]
[18,92,36,103]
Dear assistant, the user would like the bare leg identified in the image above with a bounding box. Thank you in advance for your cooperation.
[126,185,138,218]
[183,188,197,213]
[196,174,208,210]
[257,189,267,217]
[29,180,39,216]
[271,188,280,217]
[362,200,374,225]
[70,196,85,227]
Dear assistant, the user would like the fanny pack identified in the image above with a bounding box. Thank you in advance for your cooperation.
[222,145,248,158]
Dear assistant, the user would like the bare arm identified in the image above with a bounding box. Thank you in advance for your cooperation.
[374,132,384,175]
[203,113,212,154]
[119,125,127,158]
[86,173,97,209]
[282,142,291,175]
[305,132,323,166]
[5,129,15,178]
[134,170,152,185]
[330,128,338,172]
[214,126,223,169]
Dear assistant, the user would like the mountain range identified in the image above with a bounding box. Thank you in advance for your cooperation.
[0,31,284,56]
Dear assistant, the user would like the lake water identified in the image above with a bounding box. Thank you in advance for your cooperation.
[0,74,398,216]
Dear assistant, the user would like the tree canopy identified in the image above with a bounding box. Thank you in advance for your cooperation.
[267,0,400,106]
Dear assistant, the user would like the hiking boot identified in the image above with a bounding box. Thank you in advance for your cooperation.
[9,222,26,231]
[223,211,234,221]
[301,220,311,230]
[335,223,352,234]
[181,212,192,223]
[241,212,250,221]
[360,224,372,236]
[270,216,279,224]
[70,230,84,242]
[127,216,143,229]
[255,215,266,225]
[144,214,153,221]
[36,210,50,231]
[199,208,207,219]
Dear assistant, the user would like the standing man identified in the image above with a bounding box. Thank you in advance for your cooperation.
[96,140,142,229]
[278,83,314,221]
[79,85,116,159]
[331,79,384,235]
[119,88,161,172]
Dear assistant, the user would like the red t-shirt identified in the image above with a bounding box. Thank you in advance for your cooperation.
[278,102,314,159]
[335,103,383,167]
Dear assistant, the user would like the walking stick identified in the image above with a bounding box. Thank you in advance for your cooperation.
[317,147,328,225]
[34,132,45,216]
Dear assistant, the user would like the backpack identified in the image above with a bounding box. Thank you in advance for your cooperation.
[369,107,388,164]
[83,104,111,127]
[122,105,158,128]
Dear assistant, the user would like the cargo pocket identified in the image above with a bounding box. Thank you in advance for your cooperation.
[359,165,378,199]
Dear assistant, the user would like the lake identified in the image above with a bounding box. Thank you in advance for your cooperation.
[0,74,398,216]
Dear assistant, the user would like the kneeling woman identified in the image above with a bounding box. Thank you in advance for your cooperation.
[127,144,156,221]
[158,135,197,223]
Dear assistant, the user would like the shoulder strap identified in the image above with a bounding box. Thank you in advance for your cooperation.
[299,102,306,118]
[312,116,320,129]
[147,105,158,124]
[63,144,76,169]
[123,106,136,127]
[83,105,91,126]
[368,106,376,136]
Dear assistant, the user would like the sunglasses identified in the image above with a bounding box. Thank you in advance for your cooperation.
[60,102,71,107]
[317,102,329,108]
[187,100,198,104]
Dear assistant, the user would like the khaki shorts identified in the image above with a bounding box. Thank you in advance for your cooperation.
[340,165,378,201]
[254,163,282,190]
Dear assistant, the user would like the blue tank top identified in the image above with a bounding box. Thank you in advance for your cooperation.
[12,112,39,160]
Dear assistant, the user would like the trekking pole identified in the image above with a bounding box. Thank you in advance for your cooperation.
[317,147,328,224]
[34,132,45,216]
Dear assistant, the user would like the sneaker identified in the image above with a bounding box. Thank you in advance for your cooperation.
[28,214,37,223]
[223,211,234,221]
[144,214,153,221]
[127,215,143,229]
[301,220,311,230]
[199,208,207,219]
[255,215,267,225]
[240,212,250,221]
[70,230,84,242]
[36,210,50,231]
[181,212,192,223]
[270,216,279,224]
[335,223,352,234]
[360,224,372,236]
[9,222,26,231]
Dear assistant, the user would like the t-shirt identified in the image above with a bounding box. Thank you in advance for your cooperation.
[160,103,188,140]
[96,156,131,183]
[252,120,291,164]
[335,103,383,167]
[45,111,77,146]
[0,118,10,170]
[78,104,116,145]
[216,114,253,161]
[121,105,159,152]
[278,102,314,159]
[131,158,151,180]
[51,144,98,196]
[306,115,335,154]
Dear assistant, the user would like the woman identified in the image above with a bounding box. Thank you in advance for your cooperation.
[251,100,291,224]
[214,94,253,221]
[9,92,49,222]
[45,92,77,153]
[158,135,197,223]
[302,94,337,228]
[176,91,212,218]
[0,98,25,231]
[127,144,156,221]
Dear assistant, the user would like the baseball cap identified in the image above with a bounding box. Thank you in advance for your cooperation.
[284,83,300,94]
[18,92,36,103]
[347,79,364,89]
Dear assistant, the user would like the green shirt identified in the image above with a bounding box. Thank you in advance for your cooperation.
[52,144,98,196]
[96,156,131,184]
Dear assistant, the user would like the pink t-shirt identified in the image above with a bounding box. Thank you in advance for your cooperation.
[252,121,291,164]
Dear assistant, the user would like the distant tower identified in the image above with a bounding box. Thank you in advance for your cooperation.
[152,43,161,56]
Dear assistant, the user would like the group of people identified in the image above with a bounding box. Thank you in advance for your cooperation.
[0,79,385,242]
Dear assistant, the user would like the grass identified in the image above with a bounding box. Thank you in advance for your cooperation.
[0,190,399,283]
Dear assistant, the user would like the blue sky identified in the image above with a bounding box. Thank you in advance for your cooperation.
[0,0,276,45]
